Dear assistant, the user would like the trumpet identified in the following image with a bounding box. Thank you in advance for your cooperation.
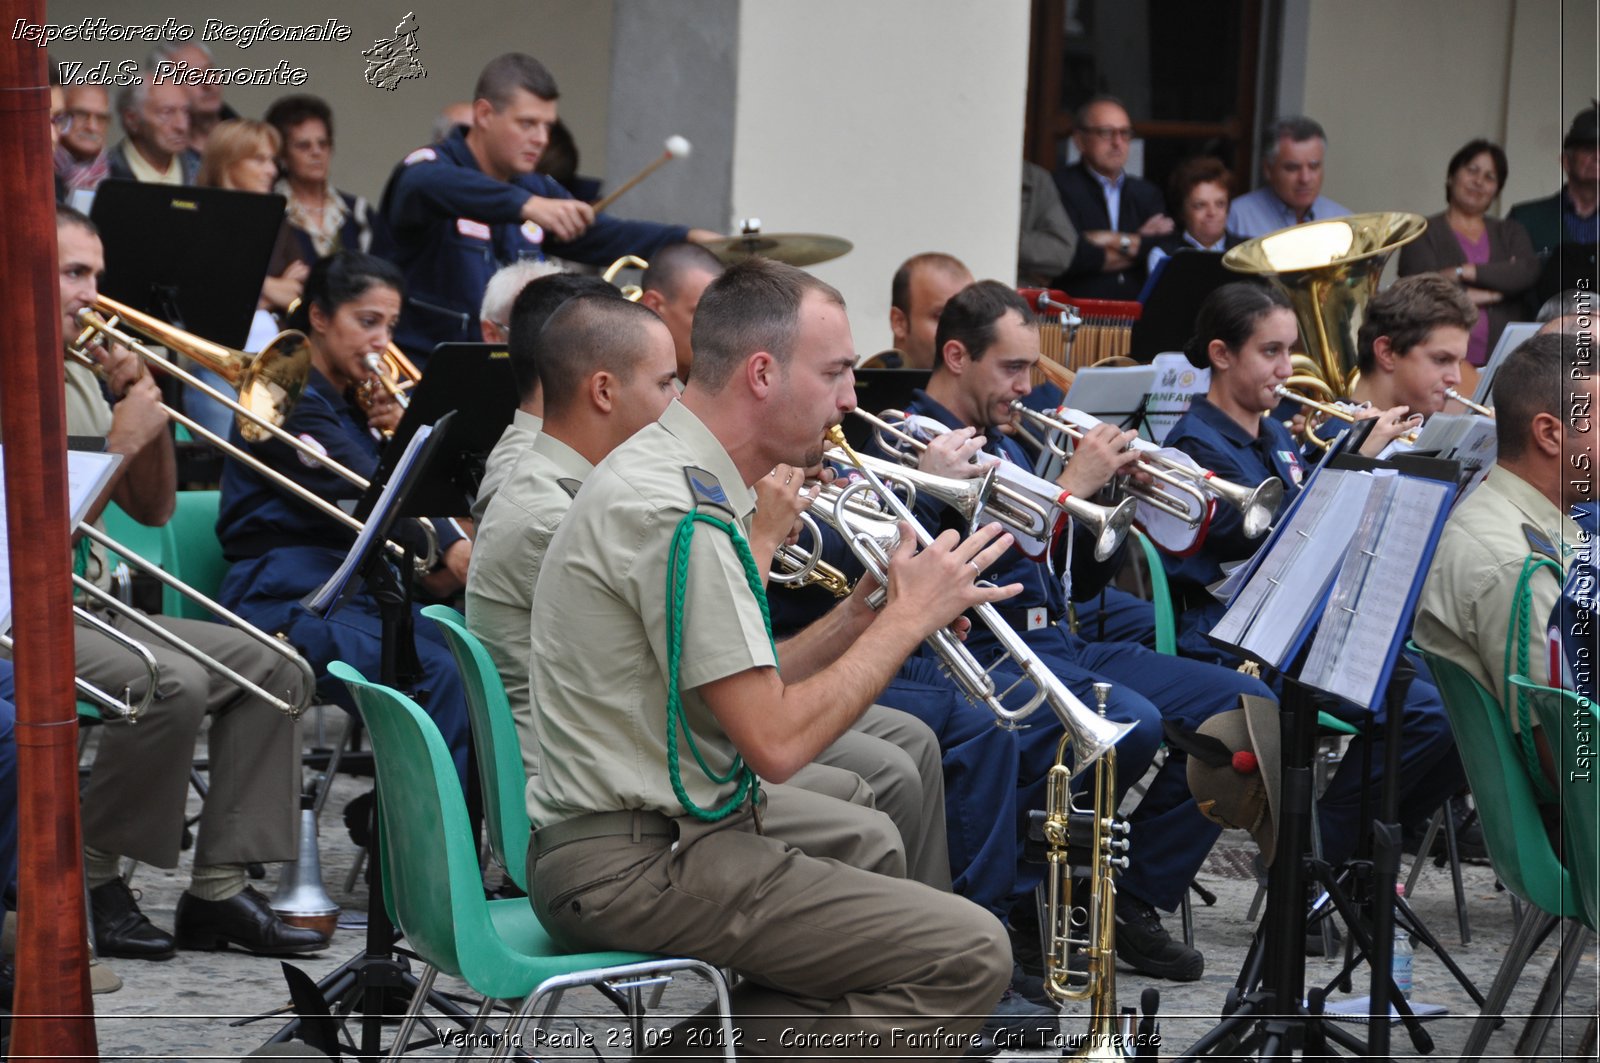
[825,427,1134,771]
[358,352,412,440]
[852,409,1134,561]
[1273,384,1423,451]
[769,512,855,599]
[70,300,437,571]
[1009,402,1283,540]
[1445,387,1494,417]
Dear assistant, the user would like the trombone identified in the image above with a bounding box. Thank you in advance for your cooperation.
[825,427,1133,772]
[70,298,436,570]
[0,608,161,722]
[851,409,1134,561]
[1008,402,1283,540]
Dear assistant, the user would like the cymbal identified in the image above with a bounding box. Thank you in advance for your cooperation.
[703,231,853,267]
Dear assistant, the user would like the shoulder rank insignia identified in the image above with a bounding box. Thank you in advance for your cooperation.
[1522,523,1559,562]
[684,466,733,514]
[556,477,583,499]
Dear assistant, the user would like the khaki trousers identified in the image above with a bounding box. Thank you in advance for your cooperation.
[530,797,1008,1062]
[76,606,304,868]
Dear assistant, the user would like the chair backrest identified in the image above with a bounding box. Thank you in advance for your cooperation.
[422,604,532,892]
[1511,675,1599,931]
[326,660,498,981]
[160,490,228,620]
[1413,645,1579,918]
[100,502,165,577]
[1130,529,1176,656]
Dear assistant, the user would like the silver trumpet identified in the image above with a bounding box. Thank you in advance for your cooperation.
[852,408,1134,561]
[1445,387,1494,417]
[825,427,1134,773]
[1009,401,1284,540]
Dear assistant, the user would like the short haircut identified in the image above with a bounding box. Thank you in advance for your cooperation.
[506,273,621,399]
[56,203,98,237]
[890,252,970,315]
[264,94,335,146]
[538,296,665,416]
[286,252,403,333]
[195,119,281,188]
[1168,155,1233,212]
[481,259,563,333]
[641,242,725,300]
[1261,116,1328,163]
[115,76,154,121]
[1444,138,1508,205]
[1074,94,1129,128]
[1537,288,1591,324]
[474,53,559,109]
[931,281,1034,371]
[1493,332,1586,460]
[1356,274,1477,373]
[1184,282,1292,369]
[690,258,845,394]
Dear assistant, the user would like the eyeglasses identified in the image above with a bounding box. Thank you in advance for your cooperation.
[1081,126,1134,142]
[50,112,74,134]
[67,109,110,127]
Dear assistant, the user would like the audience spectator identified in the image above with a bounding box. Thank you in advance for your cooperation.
[1398,139,1538,376]
[107,78,199,185]
[1051,95,1173,299]
[264,94,379,263]
[148,42,239,154]
[1227,116,1348,237]
[55,84,112,197]
[430,101,474,144]
[1510,103,1599,306]
[1019,160,1079,287]
[1146,156,1242,281]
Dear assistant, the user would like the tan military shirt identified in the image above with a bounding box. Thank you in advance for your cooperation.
[1416,467,1581,729]
[471,409,543,522]
[526,400,774,825]
[64,360,117,591]
[465,431,591,776]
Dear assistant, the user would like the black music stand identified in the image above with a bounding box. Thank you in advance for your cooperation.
[1130,251,1231,360]
[88,180,282,349]
[355,343,517,522]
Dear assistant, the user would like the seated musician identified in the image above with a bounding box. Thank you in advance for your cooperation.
[1345,274,1478,424]
[215,252,474,780]
[1418,331,1594,795]
[638,241,726,384]
[1163,281,1466,869]
[896,280,1274,981]
[53,206,320,960]
[876,252,974,370]
[525,258,1014,1047]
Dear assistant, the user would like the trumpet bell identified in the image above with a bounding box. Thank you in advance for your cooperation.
[1212,475,1283,539]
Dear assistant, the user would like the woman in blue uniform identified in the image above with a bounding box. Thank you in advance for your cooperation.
[216,252,472,780]
[1163,282,1465,866]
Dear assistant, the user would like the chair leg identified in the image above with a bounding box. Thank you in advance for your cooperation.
[1514,922,1593,1058]
[1404,804,1445,897]
[1461,909,1560,1062]
[385,964,439,1061]
[456,996,496,1059]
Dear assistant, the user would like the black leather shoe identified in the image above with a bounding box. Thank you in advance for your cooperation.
[1114,893,1204,982]
[89,879,176,961]
[174,886,327,956]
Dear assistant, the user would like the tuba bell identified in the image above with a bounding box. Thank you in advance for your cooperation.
[1223,212,1427,396]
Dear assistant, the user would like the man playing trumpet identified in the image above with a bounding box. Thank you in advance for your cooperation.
[52,206,320,961]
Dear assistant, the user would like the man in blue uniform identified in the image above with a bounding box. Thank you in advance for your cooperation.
[376,52,718,364]
[893,280,1272,981]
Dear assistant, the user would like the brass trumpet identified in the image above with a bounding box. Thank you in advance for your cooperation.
[825,427,1135,770]
[1009,402,1283,539]
[1273,384,1423,451]
[852,409,1135,561]
[358,352,412,440]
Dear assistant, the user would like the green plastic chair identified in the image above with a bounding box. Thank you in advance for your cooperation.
[100,502,165,591]
[1129,529,1176,656]
[326,661,733,1061]
[422,604,532,893]
[1511,675,1599,931]
[1414,646,1585,1061]
[159,490,228,621]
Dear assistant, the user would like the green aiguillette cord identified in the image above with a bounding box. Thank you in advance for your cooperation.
[1505,553,1562,803]
[664,508,776,821]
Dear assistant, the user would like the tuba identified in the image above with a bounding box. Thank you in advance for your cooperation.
[1222,212,1427,397]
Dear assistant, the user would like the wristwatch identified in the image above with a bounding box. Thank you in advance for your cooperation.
[1119,234,1133,255]
[1454,265,1465,282]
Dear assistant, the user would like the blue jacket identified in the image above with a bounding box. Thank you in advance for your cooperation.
[1160,396,1306,596]
[375,127,690,363]
[216,368,463,564]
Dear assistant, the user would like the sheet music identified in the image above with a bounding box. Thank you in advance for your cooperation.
[0,445,123,636]
[302,424,434,617]
[1210,467,1372,666]
[1301,474,1452,707]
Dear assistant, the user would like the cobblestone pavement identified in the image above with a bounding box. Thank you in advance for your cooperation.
[46,715,1600,1060]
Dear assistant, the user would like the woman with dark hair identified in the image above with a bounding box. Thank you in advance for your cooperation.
[264,94,378,263]
[1161,281,1465,870]
[216,252,472,779]
[1144,156,1242,281]
[1399,138,1539,375]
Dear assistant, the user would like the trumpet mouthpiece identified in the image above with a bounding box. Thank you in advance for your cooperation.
[665,135,691,159]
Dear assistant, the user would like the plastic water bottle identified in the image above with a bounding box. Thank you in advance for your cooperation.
[1391,884,1413,998]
